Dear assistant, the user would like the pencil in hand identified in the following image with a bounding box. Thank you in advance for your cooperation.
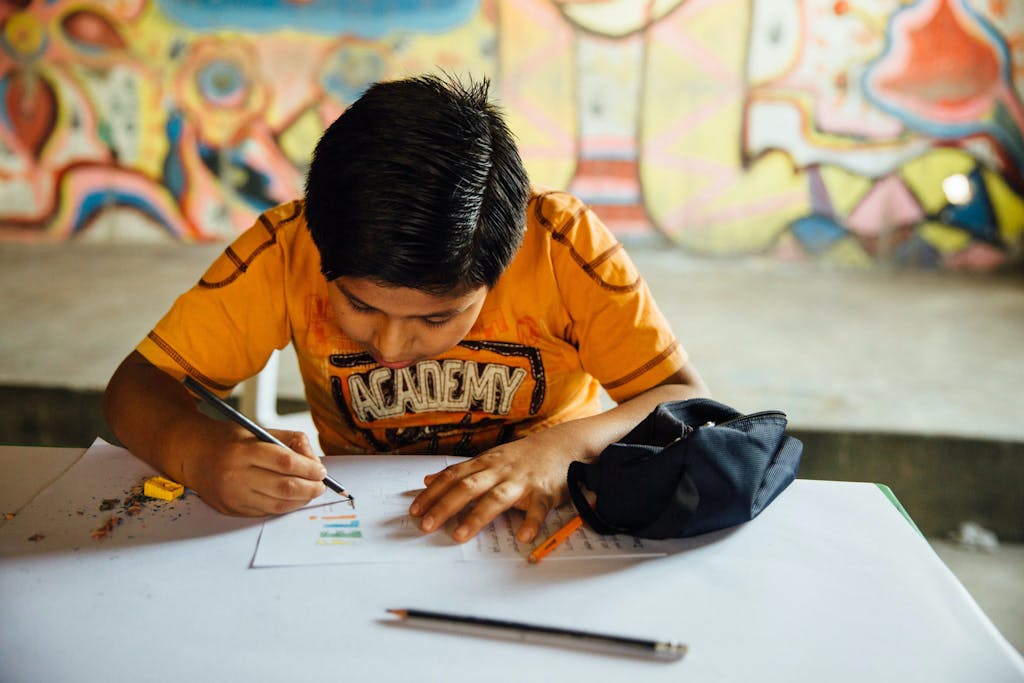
[182,375,353,504]
[527,514,583,563]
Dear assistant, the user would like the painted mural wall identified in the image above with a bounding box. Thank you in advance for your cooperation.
[1,0,1021,270]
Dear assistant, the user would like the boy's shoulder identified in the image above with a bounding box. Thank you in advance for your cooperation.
[526,186,587,233]
[518,186,639,290]
[525,187,613,246]
[266,199,307,222]
[221,200,307,250]
[234,200,311,253]
[524,186,620,256]
[198,201,312,286]
[260,200,309,238]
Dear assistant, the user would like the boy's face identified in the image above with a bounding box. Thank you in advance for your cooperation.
[327,276,488,368]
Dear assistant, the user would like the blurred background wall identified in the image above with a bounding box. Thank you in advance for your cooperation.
[1,0,1022,269]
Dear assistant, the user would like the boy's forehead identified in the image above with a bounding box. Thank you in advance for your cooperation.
[332,277,486,315]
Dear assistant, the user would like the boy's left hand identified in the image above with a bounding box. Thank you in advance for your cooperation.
[408,366,708,544]
[408,429,580,544]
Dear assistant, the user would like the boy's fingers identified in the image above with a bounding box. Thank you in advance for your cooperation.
[410,461,484,517]
[517,497,554,543]
[414,468,498,533]
[247,466,326,505]
[206,473,322,517]
[252,443,328,482]
[267,429,316,459]
[450,481,525,542]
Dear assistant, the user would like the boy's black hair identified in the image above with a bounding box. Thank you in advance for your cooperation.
[304,73,530,294]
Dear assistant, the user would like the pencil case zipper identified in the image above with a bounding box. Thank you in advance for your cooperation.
[676,410,788,440]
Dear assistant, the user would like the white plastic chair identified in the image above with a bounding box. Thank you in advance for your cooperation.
[239,349,323,456]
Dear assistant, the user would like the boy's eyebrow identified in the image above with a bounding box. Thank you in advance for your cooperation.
[334,282,470,318]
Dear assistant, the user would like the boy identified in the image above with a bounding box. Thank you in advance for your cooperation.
[103,73,709,544]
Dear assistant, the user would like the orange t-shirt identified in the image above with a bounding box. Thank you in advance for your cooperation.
[137,189,687,455]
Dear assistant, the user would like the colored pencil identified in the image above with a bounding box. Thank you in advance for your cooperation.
[183,375,353,503]
[386,608,687,661]
[528,514,583,563]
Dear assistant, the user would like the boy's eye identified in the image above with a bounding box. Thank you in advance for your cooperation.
[348,300,373,313]
[423,317,451,328]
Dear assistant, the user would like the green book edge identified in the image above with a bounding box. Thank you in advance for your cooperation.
[876,483,924,538]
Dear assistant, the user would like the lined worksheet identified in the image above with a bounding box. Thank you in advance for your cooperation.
[250,455,671,567]
[470,501,659,560]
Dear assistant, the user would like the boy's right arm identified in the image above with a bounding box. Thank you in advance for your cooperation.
[103,351,327,516]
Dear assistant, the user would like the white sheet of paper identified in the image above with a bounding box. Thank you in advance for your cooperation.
[250,455,673,567]
[0,438,236,554]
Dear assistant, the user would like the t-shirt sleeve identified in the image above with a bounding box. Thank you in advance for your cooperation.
[135,216,292,397]
[546,197,687,403]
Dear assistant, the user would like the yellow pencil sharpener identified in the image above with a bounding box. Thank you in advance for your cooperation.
[143,476,184,501]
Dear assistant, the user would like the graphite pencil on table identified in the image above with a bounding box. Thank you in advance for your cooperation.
[386,608,687,661]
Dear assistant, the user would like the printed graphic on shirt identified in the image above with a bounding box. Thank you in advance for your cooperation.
[329,340,545,455]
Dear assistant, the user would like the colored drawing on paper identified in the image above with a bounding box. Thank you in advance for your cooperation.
[251,456,457,567]
[310,513,363,545]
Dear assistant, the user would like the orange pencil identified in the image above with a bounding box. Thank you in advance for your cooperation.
[527,514,583,563]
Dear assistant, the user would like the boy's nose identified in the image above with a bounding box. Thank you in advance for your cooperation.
[373,319,410,363]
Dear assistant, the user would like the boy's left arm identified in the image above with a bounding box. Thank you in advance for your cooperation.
[409,362,710,543]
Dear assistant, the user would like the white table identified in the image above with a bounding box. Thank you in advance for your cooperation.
[2,442,1022,682]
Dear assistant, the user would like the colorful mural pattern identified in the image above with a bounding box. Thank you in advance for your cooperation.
[0,0,1021,269]
[742,0,1024,267]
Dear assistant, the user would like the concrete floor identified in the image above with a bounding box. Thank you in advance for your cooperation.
[0,240,1021,653]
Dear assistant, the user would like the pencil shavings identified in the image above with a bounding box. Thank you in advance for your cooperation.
[82,479,193,543]
[143,476,184,501]
[90,516,122,541]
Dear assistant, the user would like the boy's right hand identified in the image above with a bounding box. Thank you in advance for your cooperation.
[187,427,327,517]
[104,352,325,518]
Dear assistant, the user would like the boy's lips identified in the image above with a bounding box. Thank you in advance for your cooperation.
[375,357,414,370]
